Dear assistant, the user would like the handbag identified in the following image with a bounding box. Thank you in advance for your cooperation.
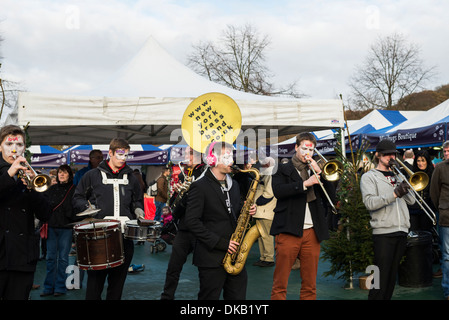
[40,184,75,239]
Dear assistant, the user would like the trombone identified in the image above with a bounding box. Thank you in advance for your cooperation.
[314,148,344,181]
[389,158,437,226]
[13,155,52,192]
[307,148,342,214]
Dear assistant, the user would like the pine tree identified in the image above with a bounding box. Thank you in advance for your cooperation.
[321,131,374,287]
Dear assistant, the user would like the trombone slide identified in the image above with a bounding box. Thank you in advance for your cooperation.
[308,161,338,215]
[390,159,436,225]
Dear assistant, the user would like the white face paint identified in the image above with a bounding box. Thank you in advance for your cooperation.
[115,149,129,161]
[219,150,234,167]
[1,135,25,163]
[299,141,314,157]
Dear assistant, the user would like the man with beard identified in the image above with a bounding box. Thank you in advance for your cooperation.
[361,139,415,300]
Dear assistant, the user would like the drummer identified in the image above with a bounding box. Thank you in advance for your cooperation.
[73,138,144,300]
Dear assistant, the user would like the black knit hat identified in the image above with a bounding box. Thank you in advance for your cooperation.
[376,139,397,154]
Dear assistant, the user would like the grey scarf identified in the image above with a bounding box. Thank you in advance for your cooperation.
[291,154,316,203]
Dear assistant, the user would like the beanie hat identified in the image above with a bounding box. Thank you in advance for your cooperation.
[376,139,397,154]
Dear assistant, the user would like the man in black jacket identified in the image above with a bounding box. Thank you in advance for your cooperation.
[161,146,205,299]
[73,138,144,300]
[270,132,334,300]
[0,125,51,299]
[184,141,256,300]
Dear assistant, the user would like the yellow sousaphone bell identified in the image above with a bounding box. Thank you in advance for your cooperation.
[181,92,242,153]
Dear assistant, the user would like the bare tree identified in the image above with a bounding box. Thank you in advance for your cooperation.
[188,24,301,98]
[349,33,436,110]
[0,32,22,125]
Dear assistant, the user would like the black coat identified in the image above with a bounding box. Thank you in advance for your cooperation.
[184,168,242,268]
[0,155,51,272]
[72,161,144,219]
[46,182,78,228]
[270,160,333,242]
[170,163,205,231]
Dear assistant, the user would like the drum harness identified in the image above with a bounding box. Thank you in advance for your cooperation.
[100,171,129,232]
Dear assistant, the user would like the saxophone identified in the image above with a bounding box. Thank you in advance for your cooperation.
[222,166,261,275]
[170,162,194,216]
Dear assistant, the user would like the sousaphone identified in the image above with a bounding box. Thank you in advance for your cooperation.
[181,92,242,153]
[181,92,261,275]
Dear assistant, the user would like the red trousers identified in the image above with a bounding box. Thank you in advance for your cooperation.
[271,229,321,300]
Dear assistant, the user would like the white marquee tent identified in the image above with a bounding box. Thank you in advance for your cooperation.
[7,36,344,145]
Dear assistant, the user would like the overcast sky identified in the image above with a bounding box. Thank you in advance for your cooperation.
[1,0,448,105]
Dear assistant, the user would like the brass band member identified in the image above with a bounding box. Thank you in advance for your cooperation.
[0,125,51,299]
[72,138,144,300]
[161,146,205,299]
[270,132,334,300]
[360,139,414,300]
[184,141,256,300]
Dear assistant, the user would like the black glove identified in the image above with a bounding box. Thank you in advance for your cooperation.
[394,180,410,198]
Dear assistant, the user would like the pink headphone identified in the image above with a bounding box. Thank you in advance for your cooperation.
[206,141,218,166]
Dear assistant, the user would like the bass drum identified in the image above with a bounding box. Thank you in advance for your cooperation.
[74,219,124,271]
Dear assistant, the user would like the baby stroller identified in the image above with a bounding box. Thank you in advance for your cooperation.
[160,219,178,245]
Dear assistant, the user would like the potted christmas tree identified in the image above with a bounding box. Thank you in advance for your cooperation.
[321,132,374,289]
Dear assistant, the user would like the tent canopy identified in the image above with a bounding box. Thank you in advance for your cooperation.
[28,145,62,154]
[9,36,344,146]
[385,99,449,132]
[271,109,424,156]
[351,110,423,135]
[361,99,449,150]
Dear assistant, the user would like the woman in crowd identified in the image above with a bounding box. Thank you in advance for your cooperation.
[41,164,78,297]
[409,150,435,232]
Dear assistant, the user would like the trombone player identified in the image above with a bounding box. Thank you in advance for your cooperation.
[360,139,415,300]
[270,132,335,300]
[0,125,51,299]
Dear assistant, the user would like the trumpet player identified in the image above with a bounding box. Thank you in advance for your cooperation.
[270,132,335,300]
[0,125,51,299]
[360,139,415,300]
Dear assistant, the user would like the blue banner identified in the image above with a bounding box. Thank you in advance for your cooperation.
[361,122,446,150]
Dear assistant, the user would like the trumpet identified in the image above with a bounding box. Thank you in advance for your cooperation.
[13,155,52,192]
[389,158,436,226]
[308,148,340,214]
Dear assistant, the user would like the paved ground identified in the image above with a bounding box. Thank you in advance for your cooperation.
[29,238,444,301]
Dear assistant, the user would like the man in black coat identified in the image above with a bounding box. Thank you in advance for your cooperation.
[184,141,256,300]
[270,132,334,300]
[72,138,144,300]
[161,147,205,300]
[0,125,51,300]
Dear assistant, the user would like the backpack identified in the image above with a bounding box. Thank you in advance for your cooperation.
[147,179,158,196]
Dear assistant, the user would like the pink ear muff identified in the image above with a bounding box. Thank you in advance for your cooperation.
[206,141,217,166]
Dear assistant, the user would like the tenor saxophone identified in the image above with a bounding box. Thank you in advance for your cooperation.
[222,166,261,275]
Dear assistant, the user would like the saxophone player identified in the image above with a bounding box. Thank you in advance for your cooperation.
[270,132,335,300]
[184,141,256,300]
